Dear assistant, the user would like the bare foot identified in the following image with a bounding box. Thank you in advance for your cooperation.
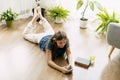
[34,6,41,15]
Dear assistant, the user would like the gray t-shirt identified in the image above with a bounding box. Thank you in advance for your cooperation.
[38,35,69,57]
[46,40,69,57]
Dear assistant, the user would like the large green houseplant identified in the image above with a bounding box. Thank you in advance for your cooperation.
[95,8,120,34]
[0,8,18,27]
[76,0,103,28]
[47,6,70,23]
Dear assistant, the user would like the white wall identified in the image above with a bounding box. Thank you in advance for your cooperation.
[0,0,120,19]
[0,0,35,18]
[39,0,120,20]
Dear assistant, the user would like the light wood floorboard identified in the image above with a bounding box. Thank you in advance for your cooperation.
[0,17,120,80]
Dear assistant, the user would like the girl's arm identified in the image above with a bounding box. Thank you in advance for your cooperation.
[66,47,72,69]
[46,49,72,73]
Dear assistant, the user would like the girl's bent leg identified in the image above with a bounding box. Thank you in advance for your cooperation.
[40,18,55,35]
[23,15,41,43]
[23,33,45,43]
[23,21,47,44]
[23,21,34,35]
[23,22,38,43]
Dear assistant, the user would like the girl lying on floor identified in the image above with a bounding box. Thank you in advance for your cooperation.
[23,6,73,74]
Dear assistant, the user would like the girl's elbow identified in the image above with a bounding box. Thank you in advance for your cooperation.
[47,60,52,66]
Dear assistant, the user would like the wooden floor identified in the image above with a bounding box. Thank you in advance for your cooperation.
[0,17,120,80]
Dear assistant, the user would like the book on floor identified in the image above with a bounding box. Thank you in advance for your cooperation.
[75,57,91,69]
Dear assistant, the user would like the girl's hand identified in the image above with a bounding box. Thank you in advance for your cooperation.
[65,64,72,70]
[61,66,72,74]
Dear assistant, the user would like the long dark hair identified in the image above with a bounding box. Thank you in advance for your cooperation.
[50,31,68,60]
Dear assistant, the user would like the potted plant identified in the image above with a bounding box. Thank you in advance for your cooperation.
[76,0,103,28]
[47,6,70,23]
[0,8,18,27]
[95,8,120,35]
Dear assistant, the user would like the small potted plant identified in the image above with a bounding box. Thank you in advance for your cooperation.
[0,8,18,27]
[76,0,103,28]
[95,8,120,35]
[47,6,70,23]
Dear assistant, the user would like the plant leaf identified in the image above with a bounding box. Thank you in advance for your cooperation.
[89,1,94,11]
[94,1,103,11]
[96,13,106,21]
[76,0,83,10]
[103,8,110,19]
[95,23,104,32]
[111,11,116,20]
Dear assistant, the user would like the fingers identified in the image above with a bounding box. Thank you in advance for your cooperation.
[65,65,73,70]
[62,66,73,74]
[66,68,72,74]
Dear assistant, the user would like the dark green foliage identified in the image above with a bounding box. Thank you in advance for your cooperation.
[0,8,18,21]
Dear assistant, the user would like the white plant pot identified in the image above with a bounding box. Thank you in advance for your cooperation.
[80,18,88,29]
[54,17,63,23]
